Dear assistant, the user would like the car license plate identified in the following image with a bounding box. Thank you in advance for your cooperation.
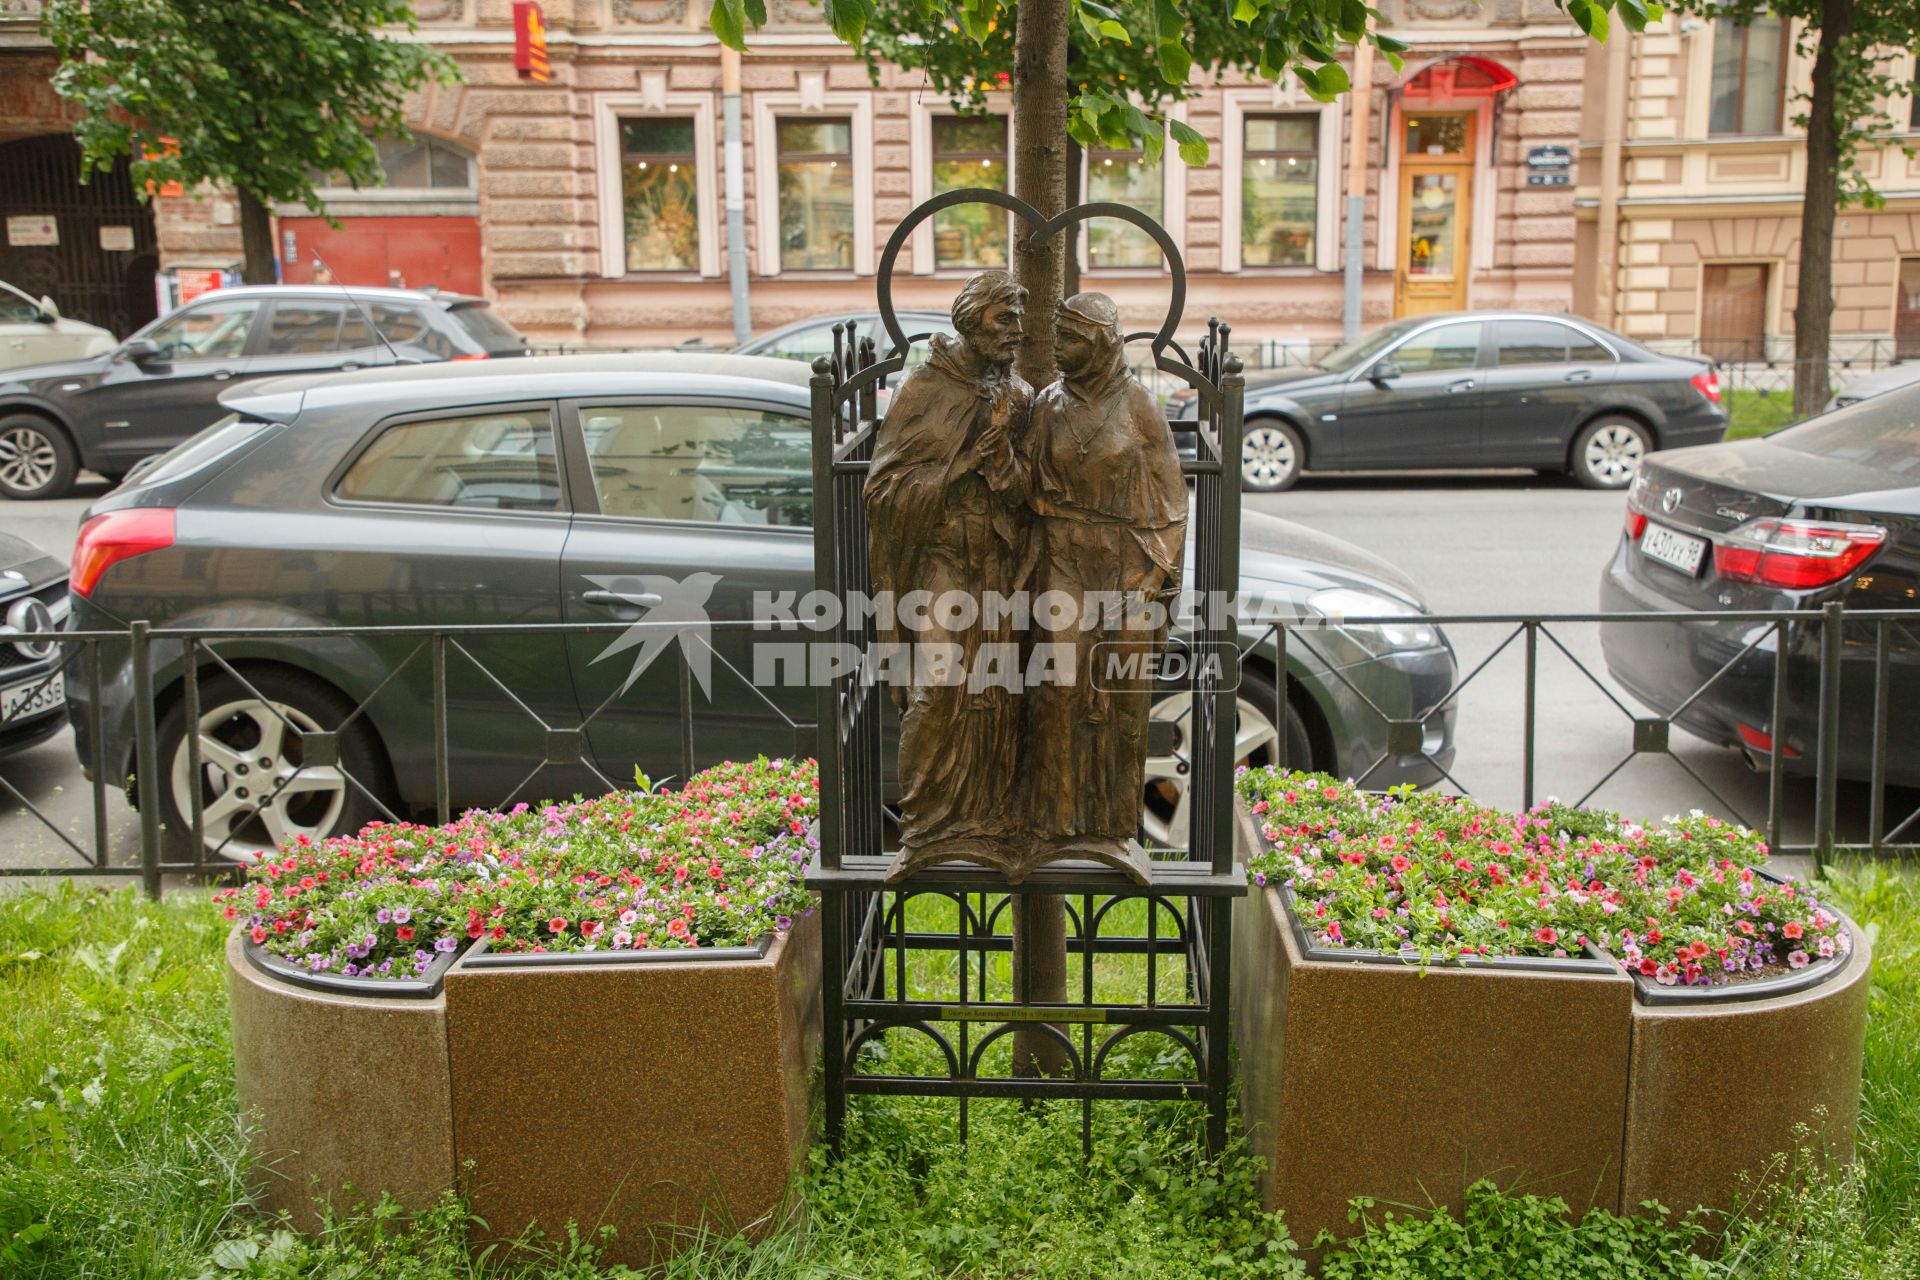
[1641,522,1707,576]
[1,672,64,724]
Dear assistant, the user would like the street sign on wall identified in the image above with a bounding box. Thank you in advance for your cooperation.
[1525,145,1573,188]
[513,2,552,82]
[5,215,56,246]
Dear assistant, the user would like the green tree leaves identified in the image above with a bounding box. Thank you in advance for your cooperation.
[43,0,458,224]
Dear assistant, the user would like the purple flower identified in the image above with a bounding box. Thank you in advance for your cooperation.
[392,906,412,925]
[434,936,457,953]
[775,915,793,932]
[376,908,392,924]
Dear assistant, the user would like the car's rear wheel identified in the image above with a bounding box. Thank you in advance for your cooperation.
[1141,672,1312,849]
[1573,415,1650,490]
[1241,420,1304,492]
[0,415,77,501]
[156,669,389,863]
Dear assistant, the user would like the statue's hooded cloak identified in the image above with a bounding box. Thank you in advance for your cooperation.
[865,329,1033,864]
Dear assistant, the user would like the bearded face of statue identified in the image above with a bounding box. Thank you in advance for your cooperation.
[965,297,1025,366]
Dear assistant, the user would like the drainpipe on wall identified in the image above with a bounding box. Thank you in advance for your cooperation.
[1344,40,1374,343]
[722,45,751,346]
[1595,25,1631,328]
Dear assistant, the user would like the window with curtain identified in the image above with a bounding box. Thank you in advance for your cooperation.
[777,118,855,271]
[1241,114,1318,268]
[931,116,1008,270]
[1709,16,1786,136]
[621,118,700,272]
[1086,148,1163,269]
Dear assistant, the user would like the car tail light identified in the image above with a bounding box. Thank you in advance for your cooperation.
[449,353,490,362]
[71,508,175,597]
[1712,517,1886,589]
[1623,508,1648,540]
[1737,723,1800,759]
[1690,369,1721,405]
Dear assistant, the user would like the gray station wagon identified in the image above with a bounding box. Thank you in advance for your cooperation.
[63,355,1458,861]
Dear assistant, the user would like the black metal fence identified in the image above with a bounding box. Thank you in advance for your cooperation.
[4,603,1914,892]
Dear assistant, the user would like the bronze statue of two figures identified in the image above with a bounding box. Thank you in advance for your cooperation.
[866,271,1187,885]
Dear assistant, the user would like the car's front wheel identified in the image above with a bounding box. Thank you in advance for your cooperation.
[1241,420,1304,492]
[1141,672,1312,849]
[1572,415,1651,490]
[156,669,389,863]
[0,415,77,501]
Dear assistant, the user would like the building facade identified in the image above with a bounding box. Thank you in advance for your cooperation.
[1575,13,1920,360]
[0,0,1912,356]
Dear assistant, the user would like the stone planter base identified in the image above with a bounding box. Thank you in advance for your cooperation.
[226,929,457,1232]
[444,912,821,1265]
[227,913,821,1262]
[1232,812,1871,1255]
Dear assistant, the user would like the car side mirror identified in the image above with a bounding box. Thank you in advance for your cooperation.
[1370,360,1403,385]
[121,337,162,364]
[35,296,59,324]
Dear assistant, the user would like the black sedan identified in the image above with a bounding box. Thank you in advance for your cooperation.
[1600,387,1920,783]
[0,284,526,501]
[1169,312,1727,492]
[64,354,1457,861]
[0,531,70,759]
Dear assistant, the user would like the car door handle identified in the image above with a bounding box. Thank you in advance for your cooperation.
[1565,369,1594,382]
[211,369,235,381]
[582,589,662,608]
[1447,378,1475,394]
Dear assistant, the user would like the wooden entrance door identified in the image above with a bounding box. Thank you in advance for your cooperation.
[1700,262,1770,363]
[1395,112,1474,317]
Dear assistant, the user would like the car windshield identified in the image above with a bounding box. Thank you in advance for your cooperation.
[448,302,525,354]
[1770,391,1920,478]
[1315,320,1419,373]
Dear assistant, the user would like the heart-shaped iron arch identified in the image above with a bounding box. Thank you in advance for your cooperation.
[873,187,1188,363]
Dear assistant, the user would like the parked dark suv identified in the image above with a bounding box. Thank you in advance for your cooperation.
[64,354,1458,862]
[0,284,526,500]
[1168,312,1728,492]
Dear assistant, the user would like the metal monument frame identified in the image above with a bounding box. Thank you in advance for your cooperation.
[805,189,1248,1153]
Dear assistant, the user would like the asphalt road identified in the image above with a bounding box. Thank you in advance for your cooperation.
[0,468,1879,875]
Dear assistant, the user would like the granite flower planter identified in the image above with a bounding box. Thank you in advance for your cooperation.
[1231,800,1871,1254]
[443,913,822,1266]
[226,928,458,1232]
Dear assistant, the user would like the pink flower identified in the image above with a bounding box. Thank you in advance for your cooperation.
[1391,855,1412,874]
[1534,926,1558,945]
[548,917,568,934]
[1783,921,1803,940]
[1788,950,1810,969]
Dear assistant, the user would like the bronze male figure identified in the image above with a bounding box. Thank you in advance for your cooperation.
[865,270,1033,878]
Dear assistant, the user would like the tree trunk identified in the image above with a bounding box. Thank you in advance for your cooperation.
[1009,0,1071,1080]
[1064,138,1082,298]
[237,188,276,285]
[1012,0,1069,388]
[1792,0,1851,419]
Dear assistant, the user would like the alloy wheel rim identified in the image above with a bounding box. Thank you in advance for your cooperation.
[0,426,56,494]
[168,697,347,860]
[1141,693,1281,849]
[1584,425,1644,485]
[1241,427,1296,488]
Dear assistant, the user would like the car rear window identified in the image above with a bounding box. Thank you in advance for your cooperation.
[447,302,525,354]
[1771,394,1920,477]
[130,414,273,488]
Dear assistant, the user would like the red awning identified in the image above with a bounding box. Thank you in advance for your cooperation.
[1400,55,1519,100]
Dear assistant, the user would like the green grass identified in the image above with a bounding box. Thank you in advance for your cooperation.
[1723,388,1804,441]
[2,867,1917,1278]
